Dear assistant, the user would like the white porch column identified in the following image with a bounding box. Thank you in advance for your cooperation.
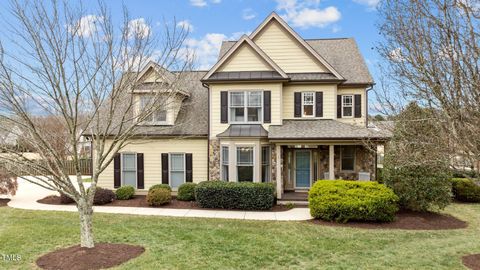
[276,144,283,199]
[329,145,335,180]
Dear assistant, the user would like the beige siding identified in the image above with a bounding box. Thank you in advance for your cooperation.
[210,82,282,139]
[253,21,327,73]
[141,68,163,83]
[282,84,337,119]
[97,138,208,192]
[337,88,367,127]
[218,44,273,72]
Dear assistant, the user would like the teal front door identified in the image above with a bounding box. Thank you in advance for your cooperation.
[295,150,311,188]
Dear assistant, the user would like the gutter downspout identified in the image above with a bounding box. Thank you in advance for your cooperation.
[366,84,374,128]
[202,82,210,181]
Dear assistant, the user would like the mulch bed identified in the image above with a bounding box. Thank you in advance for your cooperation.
[463,254,480,270]
[310,210,467,230]
[36,243,144,270]
[0,198,10,207]
[37,195,293,212]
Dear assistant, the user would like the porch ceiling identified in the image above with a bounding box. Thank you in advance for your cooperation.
[268,119,391,140]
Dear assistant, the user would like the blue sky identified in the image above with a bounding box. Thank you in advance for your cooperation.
[88,0,383,77]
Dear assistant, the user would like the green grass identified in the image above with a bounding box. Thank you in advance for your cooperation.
[82,178,92,182]
[1,204,480,269]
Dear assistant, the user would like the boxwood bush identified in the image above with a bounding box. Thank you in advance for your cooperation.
[149,184,172,192]
[195,181,275,210]
[147,188,171,206]
[308,180,399,223]
[92,187,116,205]
[177,183,197,201]
[115,185,135,200]
[451,178,480,202]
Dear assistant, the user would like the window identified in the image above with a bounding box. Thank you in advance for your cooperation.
[342,95,353,117]
[139,95,167,124]
[169,153,185,188]
[229,91,262,123]
[261,146,270,182]
[122,153,137,187]
[237,146,254,182]
[341,146,355,171]
[302,92,315,117]
[221,146,229,181]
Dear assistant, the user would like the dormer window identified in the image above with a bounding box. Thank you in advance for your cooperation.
[229,91,262,123]
[139,95,167,124]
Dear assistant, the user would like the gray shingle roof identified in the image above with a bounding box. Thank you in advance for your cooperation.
[208,71,285,81]
[268,119,390,140]
[217,124,268,138]
[219,38,373,85]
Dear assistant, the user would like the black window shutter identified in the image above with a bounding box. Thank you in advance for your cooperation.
[337,95,342,118]
[185,153,193,182]
[220,91,228,123]
[354,94,362,118]
[315,92,323,117]
[114,153,121,188]
[136,153,144,189]
[294,92,301,117]
[263,91,271,123]
[161,153,169,185]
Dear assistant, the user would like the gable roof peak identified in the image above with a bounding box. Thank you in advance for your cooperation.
[249,12,344,80]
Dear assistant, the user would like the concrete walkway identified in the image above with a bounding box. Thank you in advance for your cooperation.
[7,177,313,221]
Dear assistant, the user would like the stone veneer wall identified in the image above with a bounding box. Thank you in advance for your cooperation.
[209,139,220,180]
[334,145,376,180]
[270,145,277,183]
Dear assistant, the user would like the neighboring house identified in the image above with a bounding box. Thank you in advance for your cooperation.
[97,12,389,199]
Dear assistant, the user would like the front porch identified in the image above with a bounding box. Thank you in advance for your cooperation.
[274,143,377,199]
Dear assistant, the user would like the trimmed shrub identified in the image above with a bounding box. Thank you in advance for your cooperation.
[451,178,480,202]
[60,193,75,204]
[308,180,399,223]
[149,184,172,192]
[451,169,479,179]
[92,187,116,205]
[115,185,135,200]
[383,164,452,211]
[177,183,197,201]
[195,181,275,210]
[147,188,171,206]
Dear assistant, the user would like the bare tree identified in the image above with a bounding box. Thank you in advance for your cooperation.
[375,0,480,173]
[0,0,193,248]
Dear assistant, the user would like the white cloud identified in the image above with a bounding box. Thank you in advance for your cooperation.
[353,0,380,10]
[242,8,256,20]
[177,20,194,32]
[190,0,207,7]
[69,15,103,38]
[211,0,222,3]
[181,31,250,69]
[128,18,151,39]
[275,0,341,29]
[389,48,404,62]
[331,25,341,33]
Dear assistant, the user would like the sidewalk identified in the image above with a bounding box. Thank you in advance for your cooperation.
[7,178,313,221]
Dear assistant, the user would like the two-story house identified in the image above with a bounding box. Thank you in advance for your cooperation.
[97,12,389,200]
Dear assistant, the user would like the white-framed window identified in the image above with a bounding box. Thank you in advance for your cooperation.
[122,153,137,187]
[302,92,315,117]
[261,146,271,182]
[236,146,254,182]
[139,95,167,124]
[341,146,356,171]
[229,91,262,123]
[221,146,229,181]
[169,153,185,188]
[342,95,353,118]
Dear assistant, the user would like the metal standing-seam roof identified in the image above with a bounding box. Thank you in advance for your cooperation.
[268,119,390,140]
[217,124,269,138]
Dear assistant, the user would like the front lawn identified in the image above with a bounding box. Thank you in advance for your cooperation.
[1,204,480,269]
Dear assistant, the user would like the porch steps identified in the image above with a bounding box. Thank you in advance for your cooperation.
[277,200,308,206]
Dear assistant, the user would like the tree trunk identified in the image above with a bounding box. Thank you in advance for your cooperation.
[78,200,94,248]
